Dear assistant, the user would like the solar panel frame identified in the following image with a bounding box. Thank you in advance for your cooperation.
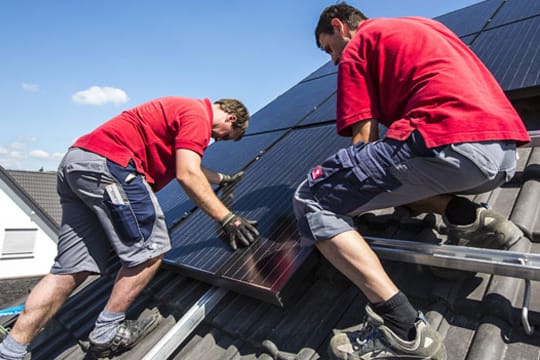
[435,0,503,37]
[488,0,540,28]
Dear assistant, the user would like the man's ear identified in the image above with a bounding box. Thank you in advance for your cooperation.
[228,114,237,123]
[330,18,348,36]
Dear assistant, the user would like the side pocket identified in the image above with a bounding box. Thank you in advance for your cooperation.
[104,184,143,243]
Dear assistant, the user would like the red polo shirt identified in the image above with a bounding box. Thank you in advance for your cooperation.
[73,96,213,191]
[337,17,530,147]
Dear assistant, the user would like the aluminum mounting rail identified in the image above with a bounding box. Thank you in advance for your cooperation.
[365,236,540,281]
[142,287,228,360]
[365,236,539,335]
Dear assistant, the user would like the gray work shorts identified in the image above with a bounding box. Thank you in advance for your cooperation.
[293,132,517,247]
[52,147,171,274]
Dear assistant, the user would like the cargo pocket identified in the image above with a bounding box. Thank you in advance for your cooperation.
[307,148,380,215]
[104,183,143,243]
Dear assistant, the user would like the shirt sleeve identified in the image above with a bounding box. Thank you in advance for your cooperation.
[174,106,211,157]
[336,42,380,137]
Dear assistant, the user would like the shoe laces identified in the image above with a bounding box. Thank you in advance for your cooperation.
[351,320,384,352]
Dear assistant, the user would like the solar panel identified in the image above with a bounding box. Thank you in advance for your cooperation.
[435,0,503,37]
[246,73,337,134]
[299,92,337,126]
[488,0,540,28]
[301,60,337,82]
[470,16,540,91]
[157,131,285,227]
[163,124,351,305]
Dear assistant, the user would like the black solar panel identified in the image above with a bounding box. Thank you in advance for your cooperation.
[470,16,540,91]
[299,92,337,126]
[163,124,351,305]
[157,131,285,227]
[302,60,337,82]
[246,73,337,134]
[488,0,540,28]
[435,0,503,37]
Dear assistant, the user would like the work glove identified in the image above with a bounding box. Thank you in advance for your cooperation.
[220,212,259,250]
[219,171,244,186]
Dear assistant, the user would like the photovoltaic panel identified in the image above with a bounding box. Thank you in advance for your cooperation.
[299,92,337,126]
[435,0,503,37]
[460,34,476,46]
[157,131,285,226]
[246,73,337,135]
[301,60,337,82]
[488,0,540,28]
[470,16,540,91]
[163,124,351,305]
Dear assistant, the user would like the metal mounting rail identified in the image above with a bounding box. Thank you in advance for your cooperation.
[143,287,228,360]
[365,236,540,281]
[366,236,539,335]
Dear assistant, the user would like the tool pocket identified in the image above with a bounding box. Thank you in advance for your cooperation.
[104,183,143,243]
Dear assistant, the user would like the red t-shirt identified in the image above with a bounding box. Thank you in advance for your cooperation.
[73,96,213,191]
[337,17,530,147]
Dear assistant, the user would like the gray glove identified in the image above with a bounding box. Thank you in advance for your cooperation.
[219,171,244,186]
[220,212,259,250]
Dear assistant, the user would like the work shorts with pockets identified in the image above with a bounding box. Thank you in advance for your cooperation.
[293,131,517,247]
[52,147,171,275]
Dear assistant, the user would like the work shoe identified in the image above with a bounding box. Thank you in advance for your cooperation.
[0,325,7,342]
[84,310,162,359]
[445,207,523,250]
[328,305,446,360]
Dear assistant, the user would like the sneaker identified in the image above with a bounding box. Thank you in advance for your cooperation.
[84,310,162,359]
[445,207,523,250]
[0,325,7,343]
[328,305,446,360]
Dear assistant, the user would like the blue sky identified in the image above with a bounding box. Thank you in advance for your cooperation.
[0,0,481,171]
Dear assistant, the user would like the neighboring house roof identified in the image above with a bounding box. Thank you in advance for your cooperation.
[0,167,60,234]
[1,1,539,359]
[6,169,61,230]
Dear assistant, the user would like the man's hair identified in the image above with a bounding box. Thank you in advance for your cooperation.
[315,2,368,48]
[214,98,249,141]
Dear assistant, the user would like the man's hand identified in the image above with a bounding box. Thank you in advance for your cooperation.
[219,171,244,186]
[220,212,259,250]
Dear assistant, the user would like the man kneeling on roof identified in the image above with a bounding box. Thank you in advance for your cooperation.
[293,3,530,360]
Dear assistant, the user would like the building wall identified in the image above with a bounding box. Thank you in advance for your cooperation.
[0,181,57,280]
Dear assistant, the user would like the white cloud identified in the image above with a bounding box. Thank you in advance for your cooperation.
[0,146,7,155]
[10,142,25,150]
[10,151,25,159]
[29,150,49,159]
[22,82,40,92]
[51,152,65,160]
[72,86,129,105]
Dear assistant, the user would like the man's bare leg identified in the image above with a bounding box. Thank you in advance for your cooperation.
[9,272,90,344]
[316,230,398,303]
[104,255,163,313]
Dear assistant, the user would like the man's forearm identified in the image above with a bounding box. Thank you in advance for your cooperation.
[177,171,229,221]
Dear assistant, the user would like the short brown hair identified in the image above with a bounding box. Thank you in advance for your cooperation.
[214,98,250,141]
[315,2,368,48]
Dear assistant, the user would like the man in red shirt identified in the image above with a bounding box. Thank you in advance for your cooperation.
[0,97,258,359]
[293,3,530,360]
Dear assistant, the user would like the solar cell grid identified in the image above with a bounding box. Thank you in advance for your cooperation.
[471,17,540,91]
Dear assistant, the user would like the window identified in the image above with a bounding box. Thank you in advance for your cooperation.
[1,228,37,257]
